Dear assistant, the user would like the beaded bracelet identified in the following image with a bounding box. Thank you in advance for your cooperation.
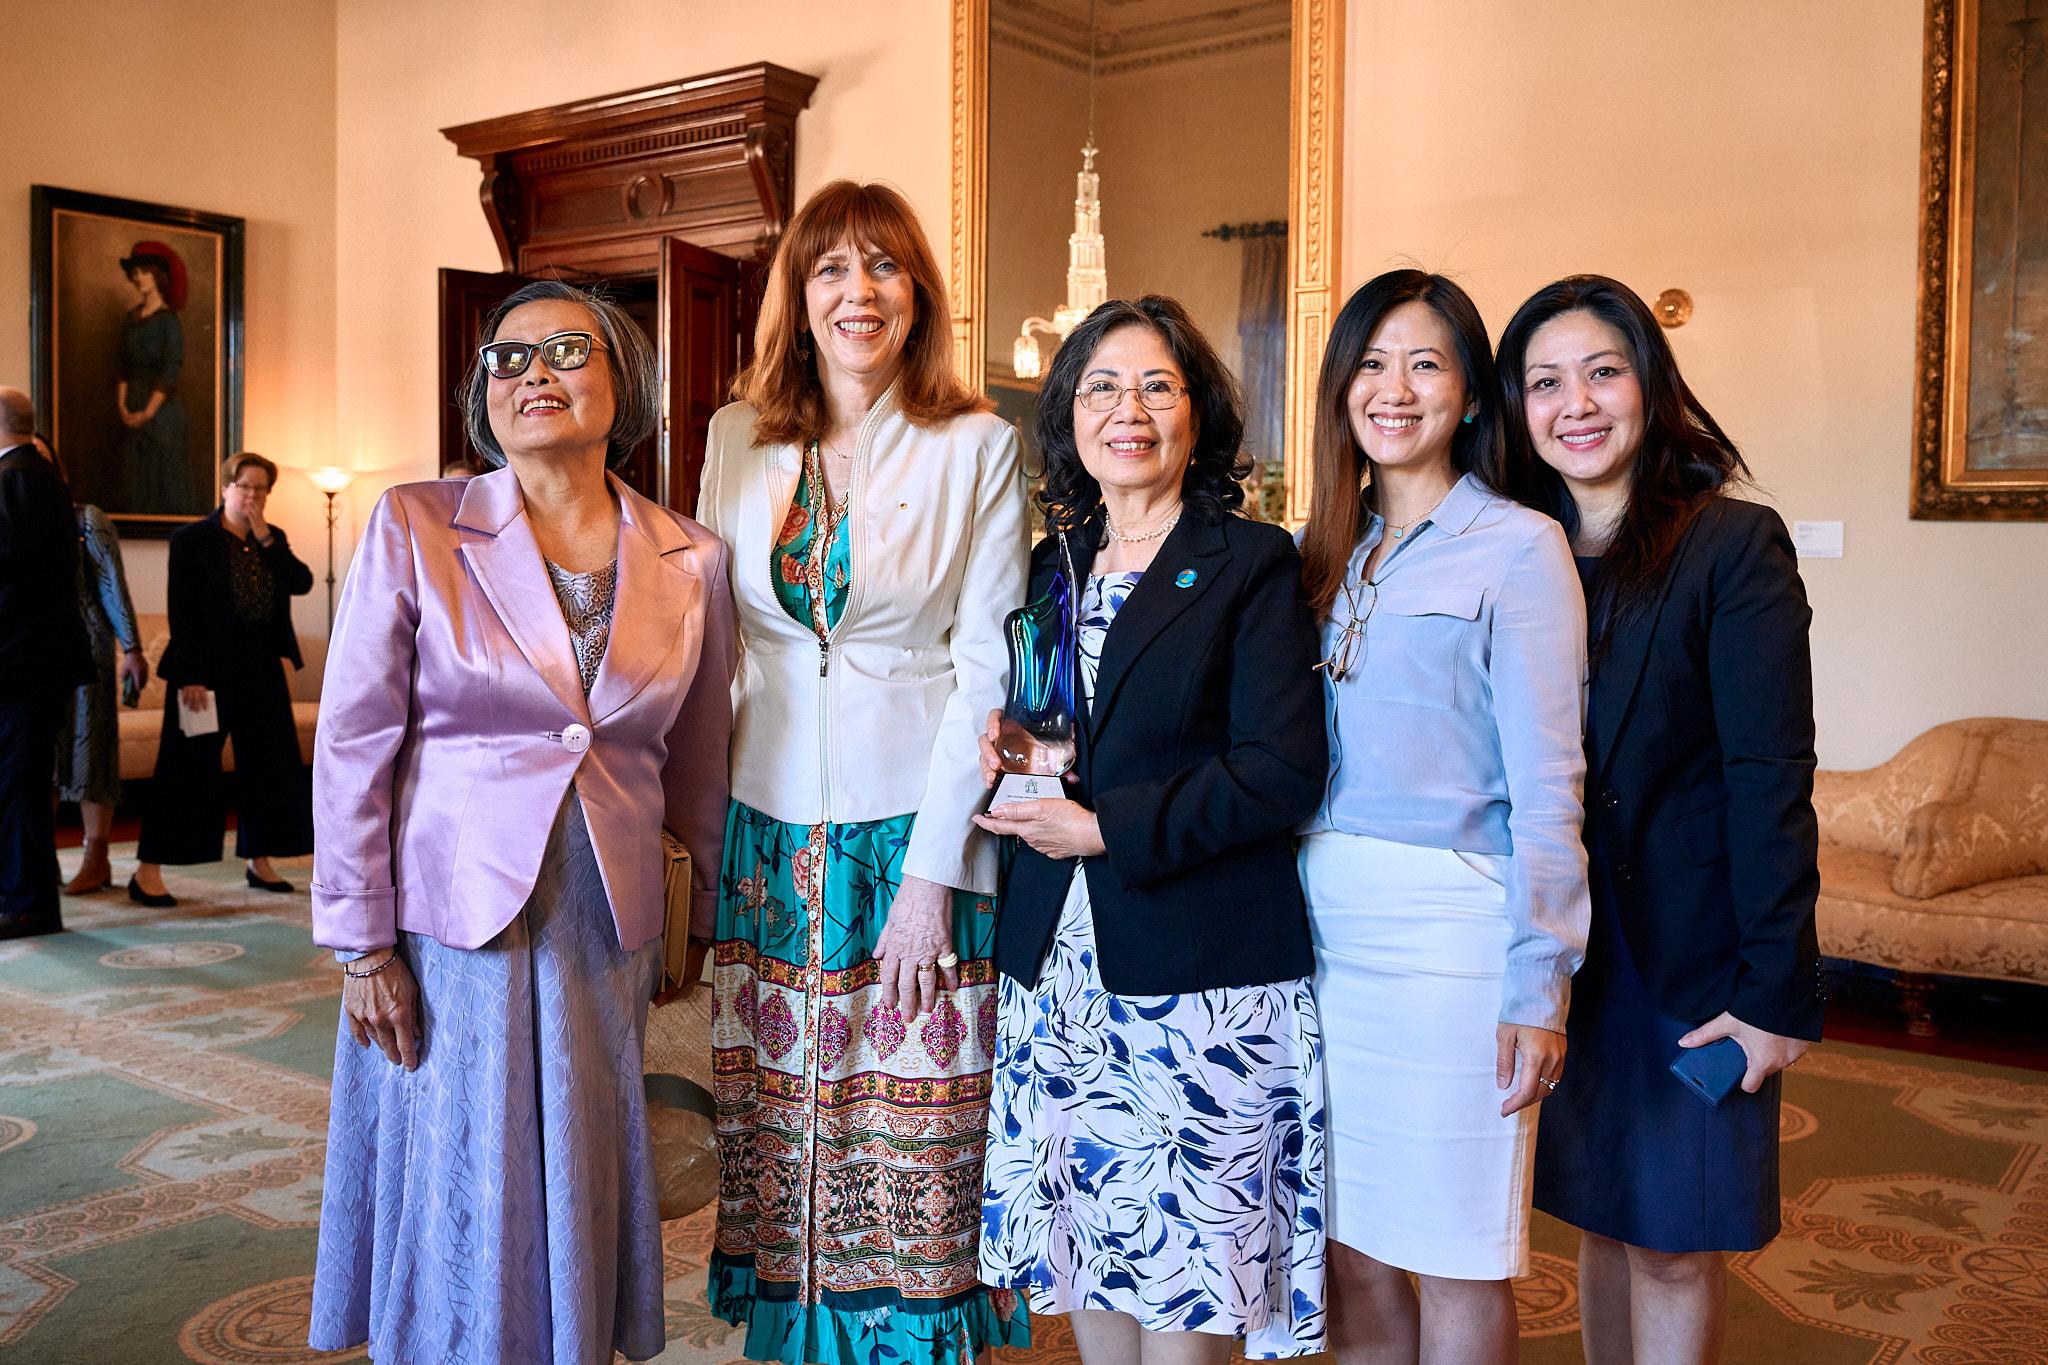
[342,954,397,980]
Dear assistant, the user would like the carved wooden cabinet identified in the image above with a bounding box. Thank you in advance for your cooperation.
[439,63,818,511]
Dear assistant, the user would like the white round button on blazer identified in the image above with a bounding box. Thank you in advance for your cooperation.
[560,723,592,754]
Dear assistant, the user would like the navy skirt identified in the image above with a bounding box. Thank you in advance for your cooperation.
[1532,880,1781,1254]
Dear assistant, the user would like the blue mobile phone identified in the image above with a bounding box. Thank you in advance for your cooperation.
[1669,1036,1748,1108]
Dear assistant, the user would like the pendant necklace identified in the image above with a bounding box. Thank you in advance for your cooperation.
[1384,489,1450,541]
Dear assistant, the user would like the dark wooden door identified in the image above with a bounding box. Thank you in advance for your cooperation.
[438,267,666,501]
[438,251,743,512]
[658,237,743,516]
[438,267,545,472]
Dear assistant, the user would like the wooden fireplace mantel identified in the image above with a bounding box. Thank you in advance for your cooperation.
[442,62,820,278]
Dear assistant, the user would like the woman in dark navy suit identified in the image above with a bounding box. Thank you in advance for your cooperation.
[1497,275,1824,1365]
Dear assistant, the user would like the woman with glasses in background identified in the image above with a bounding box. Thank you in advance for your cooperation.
[976,296,1329,1364]
[128,451,314,907]
[1296,270,1588,1364]
[308,280,735,1364]
[696,181,1030,1365]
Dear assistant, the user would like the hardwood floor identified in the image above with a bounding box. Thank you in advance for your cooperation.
[1823,962,2048,1072]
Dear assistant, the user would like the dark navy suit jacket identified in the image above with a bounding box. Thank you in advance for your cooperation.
[1583,496,1825,1040]
[995,513,1328,995]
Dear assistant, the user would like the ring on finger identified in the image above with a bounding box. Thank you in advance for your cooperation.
[916,962,937,975]
[1538,1076,1560,1091]
[936,951,960,970]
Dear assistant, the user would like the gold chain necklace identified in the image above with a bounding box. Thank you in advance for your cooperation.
[1383,489,1450,541]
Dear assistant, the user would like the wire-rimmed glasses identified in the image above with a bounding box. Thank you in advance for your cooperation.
[1074,378,1188,411]
[1314,578,1378,683]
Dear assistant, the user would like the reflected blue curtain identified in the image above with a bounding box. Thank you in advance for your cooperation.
[1237,231,1287,467]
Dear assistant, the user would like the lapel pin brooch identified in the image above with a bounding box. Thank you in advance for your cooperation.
[1174,569,1197,588]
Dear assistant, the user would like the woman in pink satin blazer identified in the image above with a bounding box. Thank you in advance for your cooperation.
[308,464,732,955]
[306,280,735,1364]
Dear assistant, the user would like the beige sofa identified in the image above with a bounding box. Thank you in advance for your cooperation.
[118,613,321,781]
[1813,717,2048,1035]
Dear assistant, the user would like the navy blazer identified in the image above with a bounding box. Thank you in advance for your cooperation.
[994,512,1328,995]
[0,443,92,695]
[1584,496,1825,1040]
[158,509,312,687]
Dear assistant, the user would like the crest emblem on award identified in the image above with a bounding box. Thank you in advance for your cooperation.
[991,533,1078,805]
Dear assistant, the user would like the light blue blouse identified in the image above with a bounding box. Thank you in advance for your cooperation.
[1303,472,1591,1031]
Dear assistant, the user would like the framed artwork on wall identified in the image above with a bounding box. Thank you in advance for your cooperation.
[29,186,245,537]
[1912,0,2048,520]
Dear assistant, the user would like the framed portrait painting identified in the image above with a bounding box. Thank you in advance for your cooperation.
[1912,0,2048,519]
[30,186,245,537]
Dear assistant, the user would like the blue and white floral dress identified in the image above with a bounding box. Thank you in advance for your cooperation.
[978,571,1328,1358]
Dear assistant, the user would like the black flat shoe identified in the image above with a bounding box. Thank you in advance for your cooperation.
[0,912,63,940]
[246,870,294,893]
[127,876,177,909]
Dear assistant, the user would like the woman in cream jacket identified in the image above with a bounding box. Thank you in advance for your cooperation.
[697,181,1030,1365]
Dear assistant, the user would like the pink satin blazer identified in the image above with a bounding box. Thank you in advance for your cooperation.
[310,469,735,954]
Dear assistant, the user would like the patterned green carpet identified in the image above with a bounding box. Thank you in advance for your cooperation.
[1,844,2043,1363]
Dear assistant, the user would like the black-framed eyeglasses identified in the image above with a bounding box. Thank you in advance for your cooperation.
[1314,578,1378,683]
[1074,378,1188,412]
[477,331,607,380]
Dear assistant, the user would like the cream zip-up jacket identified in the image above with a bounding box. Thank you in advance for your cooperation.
[697,390,1028,895]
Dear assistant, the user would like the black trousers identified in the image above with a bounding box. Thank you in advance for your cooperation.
[138,634,314,865]
[0,686,64,935]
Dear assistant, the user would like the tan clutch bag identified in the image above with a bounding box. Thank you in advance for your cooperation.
[655,827,702,1004]
[645,828,716,1219]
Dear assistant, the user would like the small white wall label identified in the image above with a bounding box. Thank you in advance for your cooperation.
[1792,521,1844,559]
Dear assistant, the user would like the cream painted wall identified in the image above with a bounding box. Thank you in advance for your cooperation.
[1344,0,2048,769]
[2,0,339,662]
[330,0,956,575]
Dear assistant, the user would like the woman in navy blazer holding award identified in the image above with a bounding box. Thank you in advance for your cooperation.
[1498,275,1824,1364]
[975,296,1330,1363]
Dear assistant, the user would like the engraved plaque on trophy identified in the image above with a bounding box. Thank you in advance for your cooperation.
[991,536,1077,805]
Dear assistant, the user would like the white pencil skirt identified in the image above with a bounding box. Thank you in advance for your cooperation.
[1298,830,1537,1281]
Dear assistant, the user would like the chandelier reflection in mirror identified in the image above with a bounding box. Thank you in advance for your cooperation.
[1012,2,1107,382]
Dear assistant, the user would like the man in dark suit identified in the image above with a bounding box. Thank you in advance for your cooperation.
[0,387,92,938]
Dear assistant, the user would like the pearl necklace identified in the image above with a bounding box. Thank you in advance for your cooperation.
[1104,504,1183,545]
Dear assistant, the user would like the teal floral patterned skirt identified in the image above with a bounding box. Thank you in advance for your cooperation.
[707,800,1028,1365]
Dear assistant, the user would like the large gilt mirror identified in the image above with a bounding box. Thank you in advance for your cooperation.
[950,0,1342,523]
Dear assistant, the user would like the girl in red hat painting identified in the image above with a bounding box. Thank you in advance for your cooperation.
[117,241,195,512]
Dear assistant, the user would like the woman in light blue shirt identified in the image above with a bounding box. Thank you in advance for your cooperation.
[1296,270,1589,1363]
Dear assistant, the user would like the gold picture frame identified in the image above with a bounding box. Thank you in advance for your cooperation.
[1911,0,2048,520]
[948,0,1344,525]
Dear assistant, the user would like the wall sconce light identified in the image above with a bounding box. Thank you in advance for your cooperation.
[1655,289,1694,329]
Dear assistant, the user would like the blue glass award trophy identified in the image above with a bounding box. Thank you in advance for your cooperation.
[992,533,1078,804]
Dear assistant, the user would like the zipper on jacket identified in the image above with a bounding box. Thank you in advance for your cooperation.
[814,391,889,821]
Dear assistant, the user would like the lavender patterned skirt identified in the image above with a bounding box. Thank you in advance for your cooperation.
[310,794,667,1364]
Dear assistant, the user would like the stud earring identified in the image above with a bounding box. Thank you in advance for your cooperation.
[1461,413,1475,425]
